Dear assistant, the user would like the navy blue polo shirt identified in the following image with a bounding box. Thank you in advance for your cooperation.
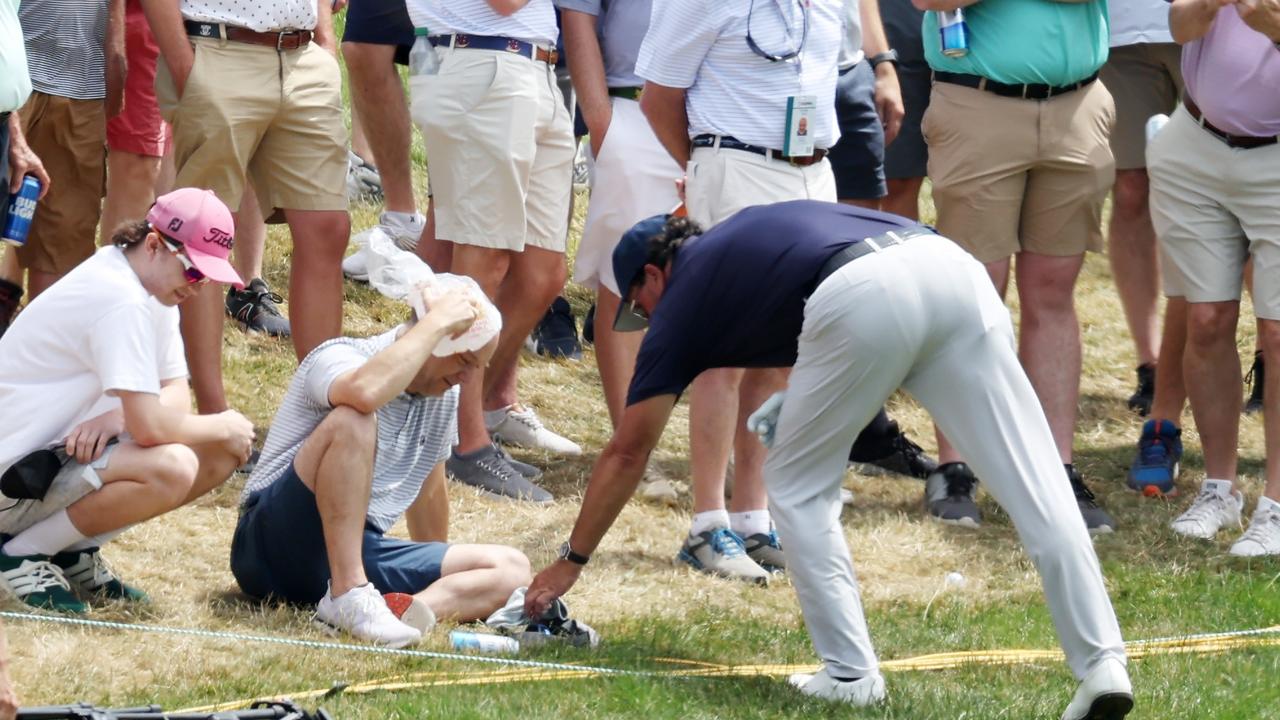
[626,200,919,406]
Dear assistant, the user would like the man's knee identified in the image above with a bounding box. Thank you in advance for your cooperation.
[1018,259,1083,317]
[151,444,200,507]
[1257,320,1280,361]
[319,406,378,449]
[1111,169,1150,220]
[1186,302,1239,348]
[290,211,352,258]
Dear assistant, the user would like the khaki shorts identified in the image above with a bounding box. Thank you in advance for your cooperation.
[685,144,838,229]
[14,93,105,275]
[924,80,1116,264]
[409,48,575,252]
[1099,43,1183,170]
[156,38,348,219]
[1148,105,1280,317]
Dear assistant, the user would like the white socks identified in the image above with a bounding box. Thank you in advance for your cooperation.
[3,509,88,557]
[690,509,773,537]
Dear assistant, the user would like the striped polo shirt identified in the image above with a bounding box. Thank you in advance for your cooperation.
[19,0,107,100]
[407,0,559,47]
[636,0,843,151]
[243,329,459,534]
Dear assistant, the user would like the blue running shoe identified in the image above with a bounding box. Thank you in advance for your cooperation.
[677,527,769,585]
[1127,419,1182,497]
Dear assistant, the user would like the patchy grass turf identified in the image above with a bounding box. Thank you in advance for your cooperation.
[8,25,1280,719]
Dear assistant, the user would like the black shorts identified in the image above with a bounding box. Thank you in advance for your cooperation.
[341,0,415,65]
[882,0,930,180]
[827,61,887,201]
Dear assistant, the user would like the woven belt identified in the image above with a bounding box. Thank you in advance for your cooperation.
[608,87,643,101]
[1184,96,1278,150]
[814,227,935,288]
[933,70,1098,100]
[429,34,558,65]
[691,134,828,167]
[184,21,312,50]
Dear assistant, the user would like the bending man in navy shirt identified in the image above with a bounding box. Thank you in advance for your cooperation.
[525,201,1132,719]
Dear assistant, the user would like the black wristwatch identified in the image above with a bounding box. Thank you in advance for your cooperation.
[869,49,899,70]
[558,541,590,566]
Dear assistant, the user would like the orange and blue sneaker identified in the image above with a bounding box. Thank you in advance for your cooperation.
[1126,420,1181,497]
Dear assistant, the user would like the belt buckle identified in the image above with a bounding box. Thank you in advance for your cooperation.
[275,31,291,51]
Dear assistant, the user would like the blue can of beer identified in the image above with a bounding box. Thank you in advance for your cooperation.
[936,9,969,58]
[2,176,41,247]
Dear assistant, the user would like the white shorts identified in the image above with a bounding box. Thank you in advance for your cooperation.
[0,444,114,536]
[573,97,682,296]
[685,144,837,229]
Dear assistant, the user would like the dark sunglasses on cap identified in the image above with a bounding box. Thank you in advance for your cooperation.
[156,233,208,285]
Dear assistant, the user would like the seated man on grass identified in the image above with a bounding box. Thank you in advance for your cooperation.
[230,283,534,648]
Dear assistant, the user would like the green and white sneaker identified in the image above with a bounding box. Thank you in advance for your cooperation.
[0,550,87,613]
[51,547,148,602]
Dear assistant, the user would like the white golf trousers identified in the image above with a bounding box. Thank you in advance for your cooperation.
[763,234,1127,681]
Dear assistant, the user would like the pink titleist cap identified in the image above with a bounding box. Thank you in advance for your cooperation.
[146,188,244,289]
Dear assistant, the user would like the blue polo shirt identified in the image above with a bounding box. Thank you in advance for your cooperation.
[922,0,1109,86]
[626,201,917,406]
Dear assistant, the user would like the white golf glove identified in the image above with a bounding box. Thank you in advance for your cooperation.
[746,391,787,449]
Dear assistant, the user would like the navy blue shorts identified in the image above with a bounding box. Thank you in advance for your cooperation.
[341,0,415,65]
[826,61,887,201]
[882,0,930,180]
[230,463,449,605]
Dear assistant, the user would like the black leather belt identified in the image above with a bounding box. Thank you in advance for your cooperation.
[691,134,828,167]
[1184,96,1278,150]
[429,34,558,64]
[609,86,643,101]
[814,227,934,288]
[933,70,1098,100]
[184,20,312,50]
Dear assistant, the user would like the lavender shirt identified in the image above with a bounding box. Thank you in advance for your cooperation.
[1182,7,1280,137]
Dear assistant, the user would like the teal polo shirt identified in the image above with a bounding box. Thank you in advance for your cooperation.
[923,0,1109,86]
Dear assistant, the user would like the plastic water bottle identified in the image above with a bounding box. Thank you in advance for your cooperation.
[2,176,41,247]
[449,630,519,654]
[408,28,439,76]
[936,9,969,58]
[1145,114,1170,144]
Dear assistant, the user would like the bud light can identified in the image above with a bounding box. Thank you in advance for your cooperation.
[2,176,41,247]
[936,9,969,58]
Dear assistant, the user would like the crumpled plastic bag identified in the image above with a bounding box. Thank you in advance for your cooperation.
[485,587,601,648]
[746,391,787,449]
[361,227,502,356]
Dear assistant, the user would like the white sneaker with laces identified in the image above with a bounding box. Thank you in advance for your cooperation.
[313,582,422,648]
[1060,657,1133,720]
[1229,499,1280,557]
[788,667,886,707]
[1171,479,1243,539]
[485,404,582,455]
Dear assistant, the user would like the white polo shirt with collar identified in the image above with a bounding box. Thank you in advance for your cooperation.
[408,0,559,47]
[636,0,843,152]
[180,0,316,33]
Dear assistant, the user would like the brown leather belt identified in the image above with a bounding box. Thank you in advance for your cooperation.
[1184,96,1278,150]
[185,21,313,50]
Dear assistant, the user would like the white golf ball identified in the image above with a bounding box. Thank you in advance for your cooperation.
[945,572,966,587]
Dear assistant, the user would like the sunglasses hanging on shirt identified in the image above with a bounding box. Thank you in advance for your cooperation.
[745,0,809,63]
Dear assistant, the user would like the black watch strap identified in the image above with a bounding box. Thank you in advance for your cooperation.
[869,49,899,69]
[559,541,590,566]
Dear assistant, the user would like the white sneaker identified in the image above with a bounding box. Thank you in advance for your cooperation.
[1229,499,1280,557]
[313,582,422,648]
[1171,479,1243,539]
[1060,657,1133,720]
[383,592,438,634]
[342,216,425,282]
[485,404,582,455]
[788,667,886,707]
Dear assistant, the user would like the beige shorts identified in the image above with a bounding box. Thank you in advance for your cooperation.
[924,80,1116,264]
[156,38,349,219]
[685,144,838,229]
[14,93,105,275]
[1148,105,1280,317]
[410,48,575,252]
[1099,43,1183,170]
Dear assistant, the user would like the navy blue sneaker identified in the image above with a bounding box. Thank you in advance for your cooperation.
[1126,419,1182,498]
[527,296,582,360]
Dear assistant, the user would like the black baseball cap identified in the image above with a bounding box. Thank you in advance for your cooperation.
[611,214,668,332]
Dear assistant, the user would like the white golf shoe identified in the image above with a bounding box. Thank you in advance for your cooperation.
[1061,657,1133,720]
[788,667,886,707]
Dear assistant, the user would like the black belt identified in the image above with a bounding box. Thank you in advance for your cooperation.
[1184,96,1278,150]
[691,134,828,167]
[814,227,934,288]
[429,34,558,65]
[609,86,643,101]
[933,70,1098,100]
[184,20,312,50]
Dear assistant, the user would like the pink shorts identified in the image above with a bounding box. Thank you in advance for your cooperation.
[106,0,171,157]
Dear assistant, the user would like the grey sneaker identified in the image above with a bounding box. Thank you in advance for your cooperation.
[446,446,552,503]
[496,445,542,481]
[677,527,770,585]
[1067,464,1116,535]
[925,462,981,528]
[742,530,786,573]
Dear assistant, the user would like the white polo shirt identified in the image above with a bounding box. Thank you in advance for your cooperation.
[1109,0,1173,47]
[637,0,843,151]
[408,0,559,47]
[180,0,316,33]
